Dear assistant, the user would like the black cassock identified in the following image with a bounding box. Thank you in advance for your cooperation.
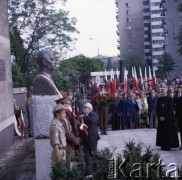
[156,96,179,150]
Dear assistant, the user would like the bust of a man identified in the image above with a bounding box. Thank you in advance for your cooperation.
[32,50,62,96]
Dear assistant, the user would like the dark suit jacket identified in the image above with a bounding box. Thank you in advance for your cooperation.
[81,112,100,151]
[147,95,158,113]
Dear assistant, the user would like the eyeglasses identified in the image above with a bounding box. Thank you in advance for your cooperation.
[83,106,89,109]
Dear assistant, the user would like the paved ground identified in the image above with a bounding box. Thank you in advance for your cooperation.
[0,137,35,180]
[98,129,182,166]
[0,129,181,179]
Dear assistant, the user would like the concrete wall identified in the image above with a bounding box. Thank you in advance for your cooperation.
[0,0,15,155]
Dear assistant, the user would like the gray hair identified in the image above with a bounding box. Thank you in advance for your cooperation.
[84,103,93,111]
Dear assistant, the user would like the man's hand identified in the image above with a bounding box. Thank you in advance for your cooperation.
[160,117,165,121]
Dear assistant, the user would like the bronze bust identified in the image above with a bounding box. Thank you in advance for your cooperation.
[32,50,62,97]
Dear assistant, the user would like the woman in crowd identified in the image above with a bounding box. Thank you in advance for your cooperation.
[127,94,139,129]
[138,91,148,128]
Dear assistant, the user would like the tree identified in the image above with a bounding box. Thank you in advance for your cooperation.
[156,52,176,77]
[106,58,112,70]
[9,0,78,87]
[124,53,146,77]
[52,55,104,91]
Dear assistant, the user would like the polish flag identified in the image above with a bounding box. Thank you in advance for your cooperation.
[148,66,152,87]
[151,68,157,89]
[144,67,148,90]
[139,67,144,86]
[124,68,129,96]
[104,69,109,92]
[134,67,139,92]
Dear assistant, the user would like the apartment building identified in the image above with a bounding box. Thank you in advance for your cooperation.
[115,0,145,62]
[116,0,182,76]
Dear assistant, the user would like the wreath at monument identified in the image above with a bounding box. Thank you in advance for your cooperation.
[91,93,119,107]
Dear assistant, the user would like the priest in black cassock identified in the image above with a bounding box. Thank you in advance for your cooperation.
[156,88,179,151]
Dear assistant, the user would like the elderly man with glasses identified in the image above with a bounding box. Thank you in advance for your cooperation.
[81,103,100,176]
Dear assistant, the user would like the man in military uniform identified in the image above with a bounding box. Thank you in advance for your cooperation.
[49,104,67,164]
[55,98,80,170]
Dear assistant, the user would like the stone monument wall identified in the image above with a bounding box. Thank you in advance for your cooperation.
[0,0,16,155]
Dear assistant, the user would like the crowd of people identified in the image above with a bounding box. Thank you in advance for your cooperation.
[96,77,182,151]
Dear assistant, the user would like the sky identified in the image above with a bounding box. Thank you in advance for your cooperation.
[63,0,119,58]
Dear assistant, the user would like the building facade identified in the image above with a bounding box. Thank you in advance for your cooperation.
[115,0,145,61]
[116,0,182,76]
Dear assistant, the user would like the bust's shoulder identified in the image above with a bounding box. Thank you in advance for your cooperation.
[32,75,57,95]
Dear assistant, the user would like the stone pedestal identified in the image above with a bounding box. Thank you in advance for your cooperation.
[31,95,58,180]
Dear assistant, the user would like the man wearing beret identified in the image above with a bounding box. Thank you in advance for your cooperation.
[49,104,67,164]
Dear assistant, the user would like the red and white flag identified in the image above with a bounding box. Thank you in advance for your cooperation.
[151,68,157,89]
[124,68,129,96]
[139,67,144,86]
[134,67,139,92]
[144,67,148,90]
[148,66,152,87]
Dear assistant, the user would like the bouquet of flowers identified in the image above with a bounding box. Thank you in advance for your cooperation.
[91,92,119,107]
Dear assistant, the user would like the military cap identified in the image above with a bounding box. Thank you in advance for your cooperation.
[55,97,70,104]
[52,104,66,113]
[66,91,73,96]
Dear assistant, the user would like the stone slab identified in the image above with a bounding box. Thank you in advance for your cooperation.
[35,139,52,180]
[31,95,59,138]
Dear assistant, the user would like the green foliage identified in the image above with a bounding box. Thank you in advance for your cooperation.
[50,160,68,180]
[12,64,37,87]
[9,0,78,87]
[156,52,176,77]
[93,148,115,180]
[124,53,146,77]
[120,140,163,180]
[106,59,112,70]
[52,55,104,91]
[50,141,165,180]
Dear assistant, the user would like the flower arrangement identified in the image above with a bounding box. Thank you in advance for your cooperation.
[91,92,119,107]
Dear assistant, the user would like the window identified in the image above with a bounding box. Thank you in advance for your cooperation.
[151,10,161,14]
[144,27,148,31]
[127,26,131,30]
[151,17,162,22]
[153,47,164,51]
[144,19,150,23]
[152,32,162,36]
[151,2,160,6]
[151,25,162,29]
[127,33,131,38]
[152,40,164,44]
[127,18,131,23]
[126,2,129,7]
[145,49,151,53]
[144,41,151,45]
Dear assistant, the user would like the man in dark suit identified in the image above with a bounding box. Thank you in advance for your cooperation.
[81,103,100,175]
[175,87,182,149]
[147,90,158,128]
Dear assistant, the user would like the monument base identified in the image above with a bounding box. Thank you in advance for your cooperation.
[31,95,58,179]
[35,139,52,180]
